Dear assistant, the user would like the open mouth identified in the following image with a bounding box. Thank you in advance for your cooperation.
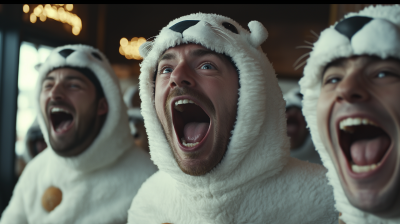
[339,117,391,174]
[172,98,211,150]
[287,116,299,136]
[50,107,74,133]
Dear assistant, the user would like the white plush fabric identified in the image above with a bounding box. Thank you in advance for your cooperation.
[299,5,400,224]
[0,45,157,224]
[128,13,337,223]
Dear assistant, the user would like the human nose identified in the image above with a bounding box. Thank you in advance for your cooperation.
[169,62,195,89]
[48,83,65,101]
[336,74,370,103]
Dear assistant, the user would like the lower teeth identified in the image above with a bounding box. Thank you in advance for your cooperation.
[351,162,381,173]
[181,138,199,147]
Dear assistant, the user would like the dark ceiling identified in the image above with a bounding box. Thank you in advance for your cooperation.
[103,4,330,78]
[14,4,330,79]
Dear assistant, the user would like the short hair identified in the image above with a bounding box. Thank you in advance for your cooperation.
[49,66,105,99]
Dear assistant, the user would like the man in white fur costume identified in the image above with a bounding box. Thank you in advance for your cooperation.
[0,45,157,224]
[299,4,400,224]
[284,87,321,164]
[128,13,337,223]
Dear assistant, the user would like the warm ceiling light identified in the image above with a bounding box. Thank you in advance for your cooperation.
[30,13,37,23]
[72,26,80,36]
[119,37,146,60]
[23,4,29,13]
[27,4,82,35]
[40,14,46,22]
[120,38,128,47]
[65,4,73,11]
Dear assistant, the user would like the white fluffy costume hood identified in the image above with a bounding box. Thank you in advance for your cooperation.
[299,5,400,224]
[1,45,157,224]
[128,13,337,224]
[284,87,321,164]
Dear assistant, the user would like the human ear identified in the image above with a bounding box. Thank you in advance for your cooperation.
[97,97,108,115]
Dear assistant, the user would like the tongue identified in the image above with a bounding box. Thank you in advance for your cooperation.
[56,120,72,132]
[350,135,390,165]
[183,122,209,143]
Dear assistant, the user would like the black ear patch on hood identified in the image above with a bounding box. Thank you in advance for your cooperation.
[92,52,102,61]
[170,20,200,34]
[222,22,238,34]
[58,49,75,58]
[335,16,373,40]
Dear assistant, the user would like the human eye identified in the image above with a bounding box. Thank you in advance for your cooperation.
[376,71,397,78]
[200,63,215,70]
[324,76,341,85]
[42,81,54,89]
[161,67,173,74]
[68,82,81,89]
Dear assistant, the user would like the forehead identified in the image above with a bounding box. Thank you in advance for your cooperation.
[46,68,90,81]
[322,55,398,76]
[159,44,226,62]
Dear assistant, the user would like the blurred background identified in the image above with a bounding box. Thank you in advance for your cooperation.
[0,4,380,215]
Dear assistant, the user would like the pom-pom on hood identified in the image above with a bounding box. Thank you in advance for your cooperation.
[35,44,133,173]
[139,13,289,195]
[299,5,400,224]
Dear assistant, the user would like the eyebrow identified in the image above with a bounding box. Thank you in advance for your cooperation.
[190,49,223,60]
[157,48,225,65]
[43,75,88,84]
[64,75,87,83]
[157,53,176,65]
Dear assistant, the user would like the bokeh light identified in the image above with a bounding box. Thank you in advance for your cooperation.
[30,13,37,23]
[65,4,73,11]
[24,4,82,35]
[119,37,146,60]
[23,4,29,13]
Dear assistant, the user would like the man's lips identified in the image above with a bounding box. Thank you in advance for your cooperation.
[170,95,212,152]
[334,113,394,179]
[47,105,75,134]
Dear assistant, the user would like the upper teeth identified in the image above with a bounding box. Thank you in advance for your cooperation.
[340,117,378,133]
[175,99,196,106]
[51,107,69,113]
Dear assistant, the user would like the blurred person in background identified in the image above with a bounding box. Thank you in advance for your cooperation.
[284,87,321,164]
[15,118,47,177]
[123,85,150,153]
[0,44,157,224]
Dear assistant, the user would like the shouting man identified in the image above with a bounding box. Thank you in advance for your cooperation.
[128,13,337,223]
[300,5,400,224]
[1,45,157,224]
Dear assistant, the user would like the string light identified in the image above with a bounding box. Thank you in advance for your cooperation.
[65,4,73,11]
[30,13,37,23]
[119,37,146,60]
[23,4,82,36]
[23,4,29,13]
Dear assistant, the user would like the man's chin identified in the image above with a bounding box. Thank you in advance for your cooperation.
[342,175,400,218]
